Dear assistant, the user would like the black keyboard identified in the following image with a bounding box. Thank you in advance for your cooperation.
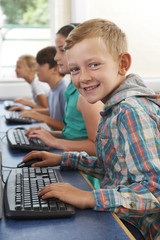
[4,167,75,219]
[5,111,37,124]
[6,127,50,151]
[4,100,23,110]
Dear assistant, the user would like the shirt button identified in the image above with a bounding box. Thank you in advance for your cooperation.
[130,202,136,208]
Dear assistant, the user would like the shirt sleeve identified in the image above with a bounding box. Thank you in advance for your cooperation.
[93,105,160,217]
[61,151,105,180]
[31,78,48,98]
[61,103,160,217]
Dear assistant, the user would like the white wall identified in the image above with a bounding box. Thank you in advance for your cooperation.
[49,0,71,44]
[0,81,31,100]
[71,0,89,23]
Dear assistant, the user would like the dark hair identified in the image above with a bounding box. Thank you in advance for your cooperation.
[56,23,79,37]
[36,46,57,69]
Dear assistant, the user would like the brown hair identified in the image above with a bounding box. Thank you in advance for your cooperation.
[36,46,57,69]
[64,18,128,60]
[57,23,79,37]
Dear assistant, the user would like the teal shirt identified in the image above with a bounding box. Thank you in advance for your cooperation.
[62,81,88,139]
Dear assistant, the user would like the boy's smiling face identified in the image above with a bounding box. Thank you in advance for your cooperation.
[66,37,127,104]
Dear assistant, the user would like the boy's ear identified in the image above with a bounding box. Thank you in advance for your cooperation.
[52,65,59,73]
[118,53,131,76]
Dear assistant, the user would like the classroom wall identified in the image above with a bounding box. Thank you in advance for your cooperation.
[0,81,31,100]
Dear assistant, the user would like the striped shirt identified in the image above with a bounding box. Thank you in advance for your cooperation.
[61,74,160,239]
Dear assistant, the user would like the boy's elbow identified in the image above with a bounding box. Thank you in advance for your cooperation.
[86,141,96,156]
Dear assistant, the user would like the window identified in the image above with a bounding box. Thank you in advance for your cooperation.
[0,0,51,81]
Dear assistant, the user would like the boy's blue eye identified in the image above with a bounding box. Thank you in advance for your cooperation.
[70,67,79,73]
[90,63,99,67]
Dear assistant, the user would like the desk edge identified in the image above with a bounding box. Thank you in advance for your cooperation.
[79,171,136,240]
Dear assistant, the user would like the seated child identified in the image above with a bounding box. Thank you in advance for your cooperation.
[20,46,69,130]
[12,54,50,109]
[23,19,160,240]
[25,24,104,158]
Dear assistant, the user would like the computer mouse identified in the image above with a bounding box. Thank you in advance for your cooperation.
[17,158,42,168]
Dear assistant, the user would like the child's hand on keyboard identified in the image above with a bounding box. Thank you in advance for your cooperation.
[38,182,96,210]
[25,126,44,136]
[20,110,42,122]
[8,106,25,112]
[23,150,62,167]
[26,127,59,148]
[14,97,32,106]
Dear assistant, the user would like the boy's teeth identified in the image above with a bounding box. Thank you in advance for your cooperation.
[85,86,96,90]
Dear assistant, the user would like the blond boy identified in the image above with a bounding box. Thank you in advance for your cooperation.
[23,19,160,239]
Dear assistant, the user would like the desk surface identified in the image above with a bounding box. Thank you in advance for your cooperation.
[0,101,133,240]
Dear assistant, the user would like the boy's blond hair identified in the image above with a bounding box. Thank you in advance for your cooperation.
[64,18,128,60]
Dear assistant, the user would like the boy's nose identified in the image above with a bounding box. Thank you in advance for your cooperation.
[54,52,60,61]
[79,69,91,82]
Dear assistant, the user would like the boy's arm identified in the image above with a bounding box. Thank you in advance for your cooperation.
[44,95,103,155]
[77,95,104,144]
[27,130,97,156]
[36,94,48,108]
[45,95,103,155]
[20,111,65,130]
[25,94,104,155]
[38,183,95,209]
[23,150,96,209]
[60,149,160,215]
[33,108,50,115]
[93,105,160,216]
[61,151,105,180]
[14,98,33,107]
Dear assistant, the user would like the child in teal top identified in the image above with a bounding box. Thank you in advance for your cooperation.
[62,81,87,139]
[25,24,103,157]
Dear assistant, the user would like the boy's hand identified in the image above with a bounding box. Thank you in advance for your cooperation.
[14,97,31,106]
[25,126,44,136]
[26,127,58,148]
[38,183,96,209]
[22,150,62,167]
[9,106,25,112]
[20,111,42,122]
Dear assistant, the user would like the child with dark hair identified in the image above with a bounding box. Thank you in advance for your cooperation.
[20,46,69,130]
[25,24,104,158]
